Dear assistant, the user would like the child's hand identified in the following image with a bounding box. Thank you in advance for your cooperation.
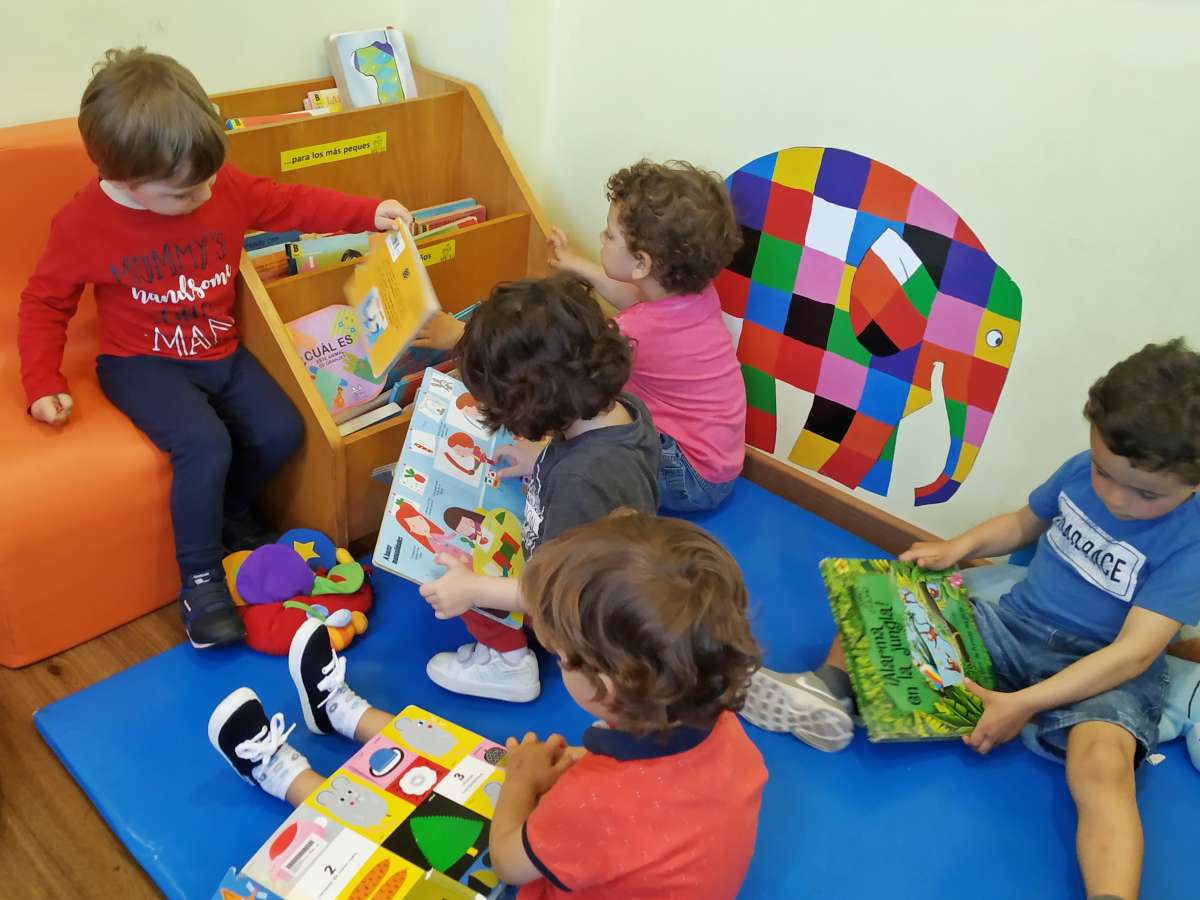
[962,679,1034,755]
[411,310,466,350]
[503,732,579,797]
[419,553,482,619]
[30,393,74,426]
[495,438,547,479]
[900,539,967,571]
[546,226,588,276]
[374,199,414,231]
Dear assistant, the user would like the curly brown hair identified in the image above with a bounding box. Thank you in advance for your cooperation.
[522,511,762,737]
[606,159,742,295]
[456,274,632,441]
[79,47,225,185]
[1084,338,1200,484]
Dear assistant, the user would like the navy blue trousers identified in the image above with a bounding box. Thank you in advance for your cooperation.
[97,347,303,579]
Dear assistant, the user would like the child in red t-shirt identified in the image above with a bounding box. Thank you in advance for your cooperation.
[18,48,412,649]
[208,511,767,899]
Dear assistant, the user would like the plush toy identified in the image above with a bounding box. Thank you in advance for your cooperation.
[1158,624,1200,771]
[224,530,372,655]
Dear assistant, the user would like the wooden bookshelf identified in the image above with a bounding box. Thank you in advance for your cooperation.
[222,68,549,546]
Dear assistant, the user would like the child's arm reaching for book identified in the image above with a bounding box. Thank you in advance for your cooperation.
[962,607,1181,755]
[547,226,640,310]
[900,505,1049,569]
[419,554,522,618]
[410,311,466,351]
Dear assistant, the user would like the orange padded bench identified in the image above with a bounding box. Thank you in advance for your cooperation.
[0,118,177,667]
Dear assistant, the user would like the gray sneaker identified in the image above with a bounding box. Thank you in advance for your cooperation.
[740,668,856,752]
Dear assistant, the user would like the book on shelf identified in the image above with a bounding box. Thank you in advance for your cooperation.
[286,232,373,275]
[286,305,389,418]
[215,705,510,899]
[337,401,405,436]
[225,108,330,131]
[821,558,996,742]
[303,87,343,112]
[326,26,418,110]
[343,225,441,378]
[374,368,526,630]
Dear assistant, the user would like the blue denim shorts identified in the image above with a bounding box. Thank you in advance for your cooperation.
[657,431,735,513]
[967,567,1167,764]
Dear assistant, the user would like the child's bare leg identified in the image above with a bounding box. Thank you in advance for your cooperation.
[285,769,327,807]
[354,707,395,743]
[1066,721,1141,900]
[823,638,846,670]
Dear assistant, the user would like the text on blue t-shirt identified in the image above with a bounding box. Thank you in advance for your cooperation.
[1003,451,1200,643]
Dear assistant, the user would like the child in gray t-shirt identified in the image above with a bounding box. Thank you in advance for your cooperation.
[417,274,661,702]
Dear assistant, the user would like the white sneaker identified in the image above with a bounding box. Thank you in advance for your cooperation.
[426,643,540,702]
[740,668,856,752]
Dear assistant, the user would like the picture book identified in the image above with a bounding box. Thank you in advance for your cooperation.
[245,230,302,252]
[229,706,510,899]
[286,232,373,275]
[327,27,418,109]
[374,368,526,630]
[225,108,330,131]
[337,401,404,437]
[286,306,388,417]
[820,558,996,742]
[343,226,441,378]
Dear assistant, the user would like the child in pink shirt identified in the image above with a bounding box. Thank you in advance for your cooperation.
[414,160,747,512]
[547,160,745,511]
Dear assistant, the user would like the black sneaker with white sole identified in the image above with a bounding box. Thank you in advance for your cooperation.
[208,687,308,800]
[179,570,245,649]
[288,619,367,737]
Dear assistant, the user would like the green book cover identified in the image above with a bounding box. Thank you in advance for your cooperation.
[820,558,995,742]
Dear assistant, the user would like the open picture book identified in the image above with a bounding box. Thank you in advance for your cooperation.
[820,558,996,742]
[373,368,527,630]
[214,706,509,899]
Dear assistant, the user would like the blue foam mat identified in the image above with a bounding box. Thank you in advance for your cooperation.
[36,479,1193,899]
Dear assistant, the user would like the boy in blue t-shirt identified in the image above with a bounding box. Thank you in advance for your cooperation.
[742,339,1200,900]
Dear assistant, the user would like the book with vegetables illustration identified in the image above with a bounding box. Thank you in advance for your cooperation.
[820,558,995,742]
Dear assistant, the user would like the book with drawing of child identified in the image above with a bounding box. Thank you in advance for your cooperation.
[215,705,509,899]
[821,558,996,742]
[373,368,526,630]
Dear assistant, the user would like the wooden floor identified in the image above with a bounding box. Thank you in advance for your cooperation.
[0,606,181,900]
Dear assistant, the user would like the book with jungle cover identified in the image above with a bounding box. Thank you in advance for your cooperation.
[820,558,995,742]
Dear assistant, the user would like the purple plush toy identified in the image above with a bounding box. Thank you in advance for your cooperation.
[235,544,316,606]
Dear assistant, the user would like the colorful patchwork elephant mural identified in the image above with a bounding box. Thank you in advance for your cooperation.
[716,148,1022,505]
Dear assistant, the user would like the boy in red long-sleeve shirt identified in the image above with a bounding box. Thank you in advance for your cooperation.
[18,47,412,649]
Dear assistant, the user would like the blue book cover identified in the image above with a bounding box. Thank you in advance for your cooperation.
[373,368,526,628]
[244,230,301,252]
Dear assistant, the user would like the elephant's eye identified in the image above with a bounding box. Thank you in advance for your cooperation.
[985,329,1004,348]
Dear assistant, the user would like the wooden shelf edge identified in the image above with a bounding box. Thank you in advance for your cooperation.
[743,446,948,558]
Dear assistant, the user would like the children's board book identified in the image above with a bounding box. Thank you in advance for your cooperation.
[218,706,510,899]
[327,27,418,109]
[286,306,388,418]
[344,227,441,379]
[287,232,373,275]
[374,368,526,630]
[820,558,996,742]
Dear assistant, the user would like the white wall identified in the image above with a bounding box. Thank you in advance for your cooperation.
[7,0,1198,538]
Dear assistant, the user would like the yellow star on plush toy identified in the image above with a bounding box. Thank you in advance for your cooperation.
[292,540,319,563]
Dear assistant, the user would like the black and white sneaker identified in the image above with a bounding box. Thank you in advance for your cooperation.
[288,619,368,738]
[207,687,309,800]
[180,570,245,649]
